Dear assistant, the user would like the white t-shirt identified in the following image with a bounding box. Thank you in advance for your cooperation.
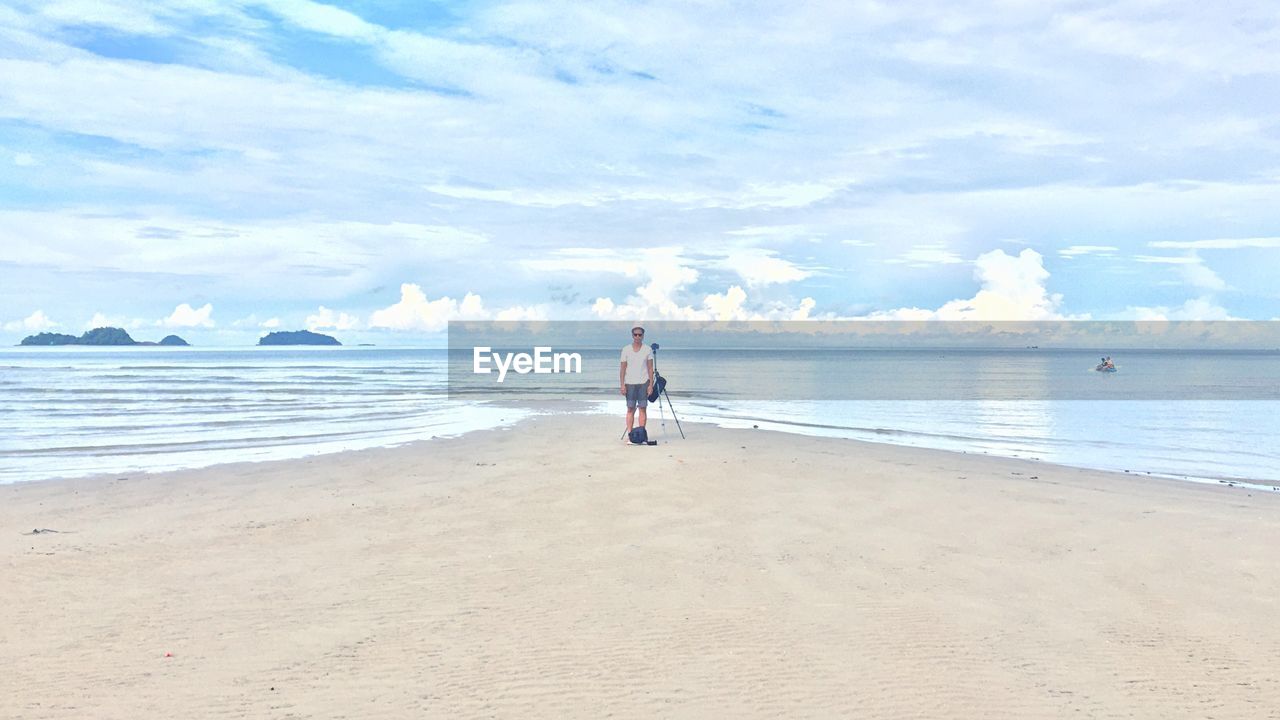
[620,344,652,385]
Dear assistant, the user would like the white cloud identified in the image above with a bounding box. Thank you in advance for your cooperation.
[1053,6,1280,78]
[164,303,215,328]
[13,153,35,166]
[1179,261,1227,292]
[725,225,820,242]
[722,250,813,287]
[885,244,966,267]
[3,309,57,332]
[424,180,849,210]
[589,248,819,322]
[870,249,1079,321]
[3,1,1280,323]
[790,297,817,320]
[258,0,381,41]
[368,284,486,332]
[305,306,360,332]
[593,281,820,323]
[1123,297,1239,321]
[366,282,549,331]
[1059,245,1118,258]
[522,249,642,277]
[0,211,488,301]
[1135,255,1200,264]
[591,297,616,317]
[86,312,120,330]
[1148,237,1280,250]
[36,0,173,36]
[234,314,284,329]
[494,305,548,322]
[1136,253,1228,292]
[702,285,749,321]
[83,312,152,330]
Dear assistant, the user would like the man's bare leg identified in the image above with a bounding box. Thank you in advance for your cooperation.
[638,407,647,428]
[626,407,636,434]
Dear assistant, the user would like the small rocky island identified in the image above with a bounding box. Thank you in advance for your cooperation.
[20,327,190,346]
[258,330,341,346]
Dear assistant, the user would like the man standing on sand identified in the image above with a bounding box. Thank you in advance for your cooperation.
[620,326,654,441]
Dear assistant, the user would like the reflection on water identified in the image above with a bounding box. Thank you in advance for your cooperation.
[667,398,1279,485]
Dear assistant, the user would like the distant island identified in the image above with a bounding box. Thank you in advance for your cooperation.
[258,330,341,346]
[20,327,190,347]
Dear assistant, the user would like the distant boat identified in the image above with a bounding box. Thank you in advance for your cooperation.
[1095,363,1117,373]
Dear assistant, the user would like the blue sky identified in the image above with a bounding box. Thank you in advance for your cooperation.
[2,0,1279,344]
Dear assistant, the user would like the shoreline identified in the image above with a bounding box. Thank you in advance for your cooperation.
[10,412,1279,503]
[6,404,1278,495]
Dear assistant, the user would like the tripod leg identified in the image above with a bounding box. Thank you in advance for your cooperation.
[662,389,686,439]
[658,394,667,437]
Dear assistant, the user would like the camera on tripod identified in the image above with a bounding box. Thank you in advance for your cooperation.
[646,342,684,440]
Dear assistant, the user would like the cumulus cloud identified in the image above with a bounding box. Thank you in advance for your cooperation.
[83,311,150,330]
[1136,253,1228,291]
[547,246,816,320]
[702,285,749,321]
[870,249,1079,321]
[367,283,545,331]
[306,306,360,332]
[3,309,57,332]
[624,283,815,322]
[232,314,281,329]
[590,250,817,322]
[368,285,483,331]
[1123,297,1239,321]
[1179,262,1227,292]
[589,251,701,320]
[164,303,214,328]
[86,312,119,329]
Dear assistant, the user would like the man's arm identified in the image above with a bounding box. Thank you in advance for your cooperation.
[619,361,627,395]
[647,357,654,388]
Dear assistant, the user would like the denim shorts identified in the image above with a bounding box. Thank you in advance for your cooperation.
[625,383,649,409]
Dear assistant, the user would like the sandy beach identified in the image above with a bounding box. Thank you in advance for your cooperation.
[3,413,1278,719]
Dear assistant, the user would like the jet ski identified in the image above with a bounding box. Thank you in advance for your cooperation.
[1095,363,1117,373]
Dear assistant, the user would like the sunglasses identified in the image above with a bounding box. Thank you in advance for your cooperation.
[633,332,644,336]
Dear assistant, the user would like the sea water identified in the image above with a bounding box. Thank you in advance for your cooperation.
[1,346,1277,486]
[0,347,525,484]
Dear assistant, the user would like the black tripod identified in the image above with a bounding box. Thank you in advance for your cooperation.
[650,343,685,439]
